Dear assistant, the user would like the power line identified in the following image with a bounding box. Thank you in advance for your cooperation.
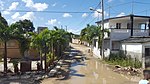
[88,17,97,24]
[1,10,93,14]
[75,2,101,27]
[134,1,150,5]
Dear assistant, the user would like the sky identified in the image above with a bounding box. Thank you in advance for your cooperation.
[0,0,150,34]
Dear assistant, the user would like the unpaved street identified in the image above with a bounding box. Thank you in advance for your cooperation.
[42,43,141,84]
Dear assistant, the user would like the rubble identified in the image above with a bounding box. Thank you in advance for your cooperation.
[113,65,142,76]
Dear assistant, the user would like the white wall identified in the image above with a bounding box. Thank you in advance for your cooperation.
[93,41,101,58]
[72,38,80,44]
[121,43,142,61]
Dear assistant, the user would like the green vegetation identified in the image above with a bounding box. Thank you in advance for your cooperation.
[104,51,142,68]
[0,13,71,73]
[80,24,109,48]
[31,27,70,71]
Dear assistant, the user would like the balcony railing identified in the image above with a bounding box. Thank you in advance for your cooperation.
[110,28,149,40]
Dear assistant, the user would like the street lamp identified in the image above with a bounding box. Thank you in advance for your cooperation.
[90,0,105,59]
[89,7,102,13]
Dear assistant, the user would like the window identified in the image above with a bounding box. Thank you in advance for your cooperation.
[127,23,131,29]
[116,23,121,29]
[112,41,120,50]
[140,23,147,30]
[145,48,150,56]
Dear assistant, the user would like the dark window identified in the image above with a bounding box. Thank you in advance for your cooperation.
[116,23,121,29]
[145,48,150,56]
[93,39,97,47]
[127,23,131,29]
[112,41,120,51]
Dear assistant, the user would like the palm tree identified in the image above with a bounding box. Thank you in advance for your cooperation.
[31,32,44,70]
[0,13,9,74]
[80,24,110,56]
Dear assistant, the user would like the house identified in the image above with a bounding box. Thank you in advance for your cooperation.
[93,14,150,68]
[0,40,39,59]
[37,27,48,33]
[121,36,150,68]
[71,34,81,44]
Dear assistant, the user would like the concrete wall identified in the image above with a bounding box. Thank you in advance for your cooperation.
[92,39,110,58]
[0,40,39,59]
[72,38,80,44]
[121,43,142,61]
[93,40,101,58]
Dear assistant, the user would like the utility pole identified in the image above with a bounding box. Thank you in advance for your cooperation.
[65,25,67,31]
[131,0,134,14]
[101,0,104,59]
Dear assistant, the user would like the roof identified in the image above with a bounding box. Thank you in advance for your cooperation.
[121,36,150,43]
[96,14,150,23]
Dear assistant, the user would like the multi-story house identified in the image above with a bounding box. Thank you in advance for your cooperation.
[93,14,150,68]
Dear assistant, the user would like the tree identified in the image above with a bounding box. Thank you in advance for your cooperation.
[10,19,35,57]
[80,24,100,45]
[0,13,9,74]
[10,19,35,37]
[80,24,110,56]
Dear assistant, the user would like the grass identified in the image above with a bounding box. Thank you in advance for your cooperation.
[104,51,142,68]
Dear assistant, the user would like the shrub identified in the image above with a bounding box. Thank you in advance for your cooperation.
[104,51,142,68]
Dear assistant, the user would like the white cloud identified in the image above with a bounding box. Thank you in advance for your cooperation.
[33,3,48,11]
[58,21,61,24]
[8,2,19,11]
[19,12,35,21]
[22,0,48,11]
[93,9,102,18]
[9,12,35,24]
[0,0,4,10]
[22,0,33,7]
[92,9,108,18]
[52,3,57,7]
[2,2,19,15]
[11,12,20,20]
[82,13,88,18]
[116,12,125,17]
[63,13,72,18]
[47,19,57,25]
[3,11,10,15]
[108,0,113,2]
[68,29,80,34]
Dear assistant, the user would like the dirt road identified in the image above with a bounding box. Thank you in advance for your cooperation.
[42,43,141,84]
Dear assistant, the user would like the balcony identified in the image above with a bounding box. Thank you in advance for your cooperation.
[110,28,149,40]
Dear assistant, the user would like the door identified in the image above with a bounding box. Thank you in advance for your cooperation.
[145,48,150,68]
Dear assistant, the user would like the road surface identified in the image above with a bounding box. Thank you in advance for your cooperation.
[42,43,141,84]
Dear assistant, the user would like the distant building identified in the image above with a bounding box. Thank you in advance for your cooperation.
[37,27,48,33]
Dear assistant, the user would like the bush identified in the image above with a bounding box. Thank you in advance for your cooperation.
[104,51,142,68]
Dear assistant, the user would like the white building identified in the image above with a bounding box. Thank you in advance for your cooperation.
[93,14,150,68]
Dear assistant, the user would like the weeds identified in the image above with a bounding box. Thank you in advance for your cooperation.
[104,51,142,68]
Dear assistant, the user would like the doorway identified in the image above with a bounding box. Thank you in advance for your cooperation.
[145,48,150,68]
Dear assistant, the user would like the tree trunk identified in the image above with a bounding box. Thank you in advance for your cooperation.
[4,41,7,75]
[40,51,43,71]
[44,43,47,73]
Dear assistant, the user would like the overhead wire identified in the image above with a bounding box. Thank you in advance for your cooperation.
[74,1,101,29]
[1,10,93,14]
